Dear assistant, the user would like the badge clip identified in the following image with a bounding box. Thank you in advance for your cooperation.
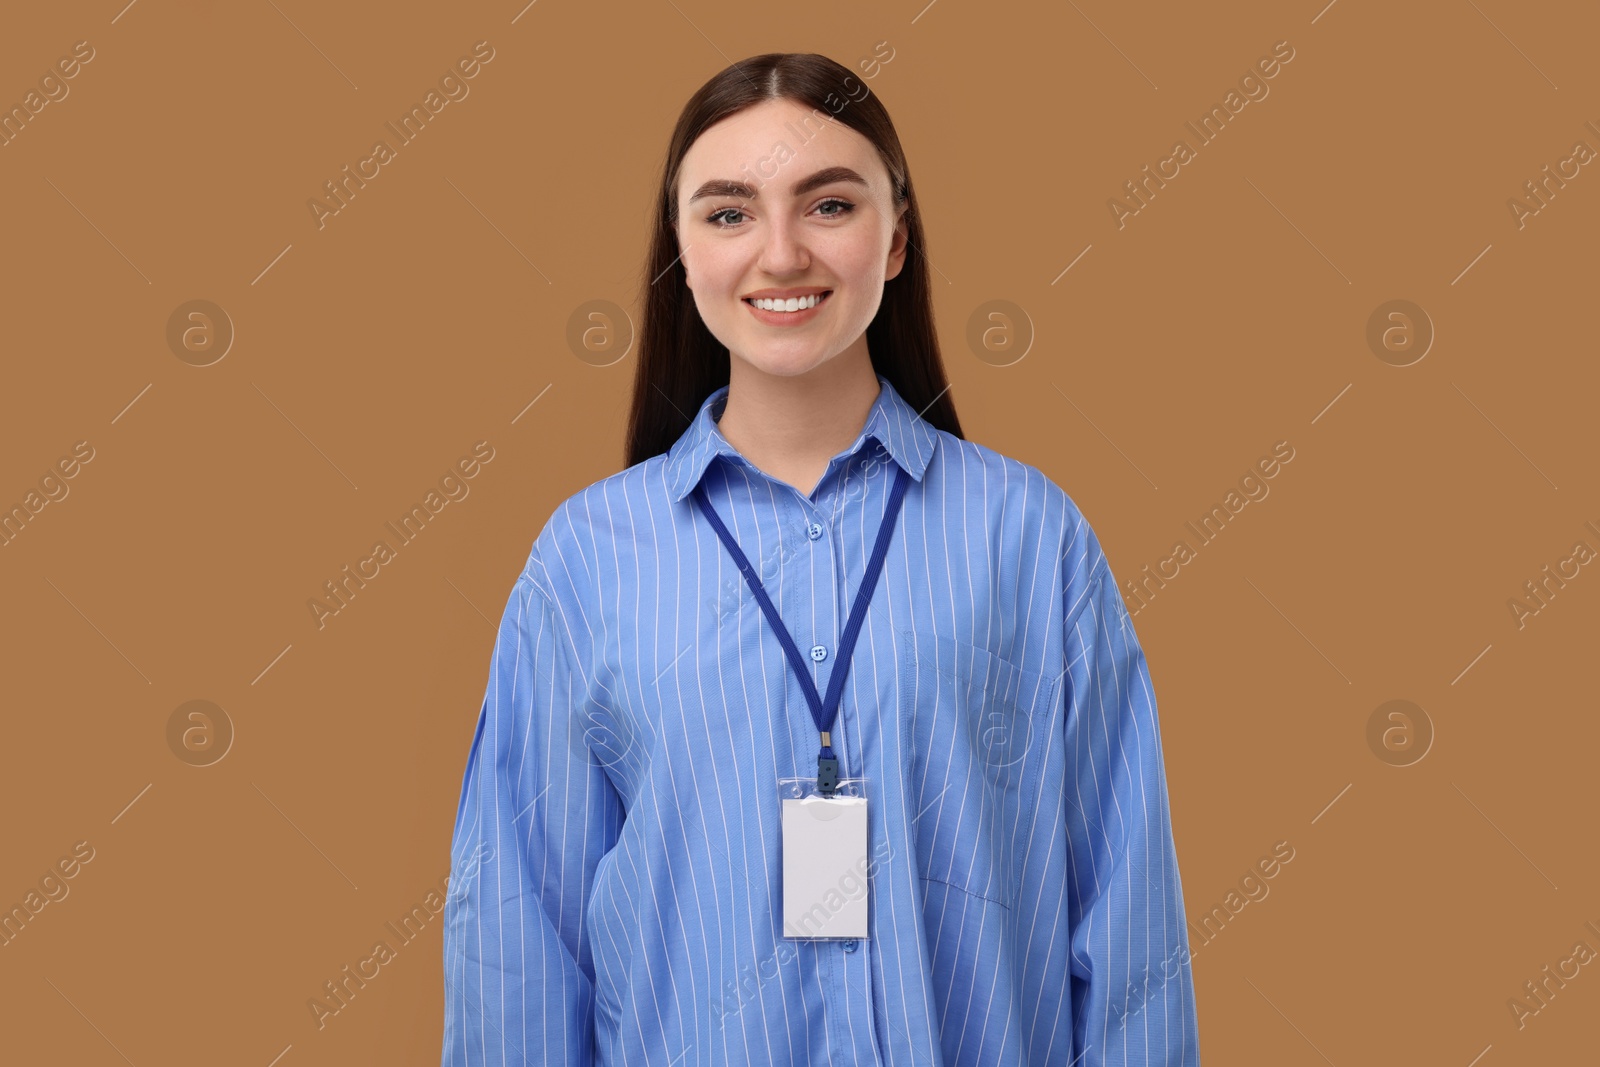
[817,730,839,796]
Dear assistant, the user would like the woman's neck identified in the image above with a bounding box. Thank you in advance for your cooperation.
[715,347,881,498]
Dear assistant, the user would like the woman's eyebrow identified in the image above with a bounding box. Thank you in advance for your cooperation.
[688,165,869,203]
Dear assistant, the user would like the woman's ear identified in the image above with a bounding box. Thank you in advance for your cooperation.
[884,202,910,283]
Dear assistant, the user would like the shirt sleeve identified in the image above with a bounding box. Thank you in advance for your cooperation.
[1062,551,1202,1065]
[441,569,624,1067]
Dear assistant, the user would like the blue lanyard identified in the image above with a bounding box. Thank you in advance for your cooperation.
[692,463,911,796]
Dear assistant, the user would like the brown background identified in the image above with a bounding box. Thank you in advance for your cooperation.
[2,0,1596,1063]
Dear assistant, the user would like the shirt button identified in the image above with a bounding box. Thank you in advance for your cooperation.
[842,939,858,952]
[810,644,827,662]
[807,522,824,541]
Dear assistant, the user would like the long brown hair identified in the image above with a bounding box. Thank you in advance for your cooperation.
[623,52,963,469]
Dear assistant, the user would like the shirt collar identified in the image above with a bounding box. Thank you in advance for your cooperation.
[664,372,937,503]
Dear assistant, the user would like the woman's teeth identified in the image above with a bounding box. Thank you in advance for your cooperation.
[747,292,827,312]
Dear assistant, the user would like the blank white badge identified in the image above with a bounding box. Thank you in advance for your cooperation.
[781,795,869,939]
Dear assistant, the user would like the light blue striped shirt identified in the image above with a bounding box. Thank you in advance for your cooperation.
[442,373,1201,1065]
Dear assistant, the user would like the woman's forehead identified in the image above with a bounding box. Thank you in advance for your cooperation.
[679,101,879,190]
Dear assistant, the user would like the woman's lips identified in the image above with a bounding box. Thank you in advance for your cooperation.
[742,290,832,326]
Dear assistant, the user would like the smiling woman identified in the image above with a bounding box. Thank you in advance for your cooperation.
[443,51,1202,1067]
[631,67,952,499]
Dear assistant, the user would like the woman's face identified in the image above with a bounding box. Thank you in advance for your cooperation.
[674,97,909,379]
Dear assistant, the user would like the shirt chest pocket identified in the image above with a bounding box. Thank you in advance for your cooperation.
[896,628,1054,908]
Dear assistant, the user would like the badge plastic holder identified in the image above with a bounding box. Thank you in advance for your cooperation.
[778,776,871,941]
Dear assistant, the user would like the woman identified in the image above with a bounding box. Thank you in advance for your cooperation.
[443,52,1200,1067]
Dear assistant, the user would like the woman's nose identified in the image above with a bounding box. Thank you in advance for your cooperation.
[757,214,810,274]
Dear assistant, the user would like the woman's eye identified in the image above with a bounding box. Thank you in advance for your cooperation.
[705,199,856,229]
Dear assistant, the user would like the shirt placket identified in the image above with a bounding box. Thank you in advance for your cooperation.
[795,457,883,1063]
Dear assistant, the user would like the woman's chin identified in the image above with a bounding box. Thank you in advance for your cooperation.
[728,346,843,379]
